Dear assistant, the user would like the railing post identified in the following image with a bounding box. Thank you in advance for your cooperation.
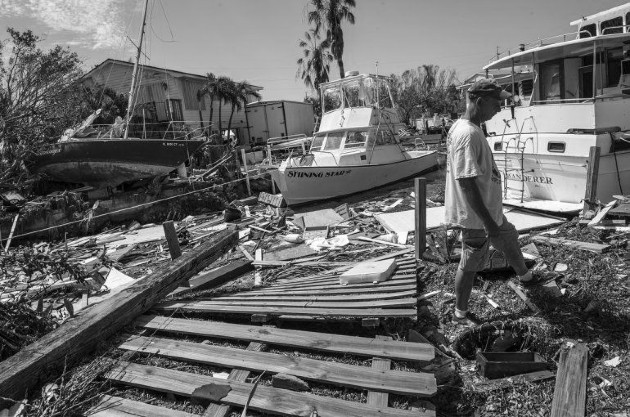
[583,146,601,215]
[240,148,252,196]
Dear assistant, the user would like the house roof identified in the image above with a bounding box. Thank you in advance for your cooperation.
[83,58,263,90]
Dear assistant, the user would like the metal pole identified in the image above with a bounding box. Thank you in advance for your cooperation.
[123,0,149,139]
[240,148,252,196]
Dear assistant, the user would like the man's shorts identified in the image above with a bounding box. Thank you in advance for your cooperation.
[458,215,521,273]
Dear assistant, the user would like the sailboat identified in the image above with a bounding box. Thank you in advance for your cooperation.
[26,0,206,188]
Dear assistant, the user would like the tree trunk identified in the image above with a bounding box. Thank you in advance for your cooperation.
[197,98,205,129]
[338,58,345,79]
[227,104,235,146]
[208,95,215,133]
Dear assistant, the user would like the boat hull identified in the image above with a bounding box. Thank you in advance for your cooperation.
[270,151,439,205]
[27,139,205,187]
[496,150,630,211]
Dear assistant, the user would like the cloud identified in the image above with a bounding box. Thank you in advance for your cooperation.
[0,0,129,50]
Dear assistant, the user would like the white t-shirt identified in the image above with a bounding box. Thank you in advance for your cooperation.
[444,119,503,229]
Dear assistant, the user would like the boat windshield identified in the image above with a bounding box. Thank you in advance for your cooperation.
[323,132,344,150]
[310,135,325,151]
[345,131,369,148]
[322,76,392,112]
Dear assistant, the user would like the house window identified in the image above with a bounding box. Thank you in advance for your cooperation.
[167,99,183,121]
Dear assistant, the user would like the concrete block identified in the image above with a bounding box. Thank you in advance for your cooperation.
[339,259,397,285]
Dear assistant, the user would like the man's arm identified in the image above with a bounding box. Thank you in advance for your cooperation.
[458,177,500,235]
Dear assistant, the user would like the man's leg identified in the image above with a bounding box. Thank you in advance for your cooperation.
[454,229,488,320]
[490,217,531,281]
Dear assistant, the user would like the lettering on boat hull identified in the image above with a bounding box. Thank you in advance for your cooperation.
[287,169,352,179]
[505,172,553,184]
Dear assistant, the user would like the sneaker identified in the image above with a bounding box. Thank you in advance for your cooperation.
[519,271,561,287]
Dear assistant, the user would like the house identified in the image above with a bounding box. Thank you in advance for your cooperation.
[81,59,263,146]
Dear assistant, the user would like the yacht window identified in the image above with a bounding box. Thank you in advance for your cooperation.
[494,142,503,151]
[310,135,324,151]
[601,17,623,35]
[345,131,368,148]
[606,48,623,87]
[540,62,562,101]
[579,24,596,38]
[627,13,630,32]
[323,132,344,150]
[547,142,566,153]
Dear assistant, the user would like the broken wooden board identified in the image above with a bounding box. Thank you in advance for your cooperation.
[507,281,540,313]
[0,229,238,406]
[530,236,610,253]
[475,370,555,391]
[608,202,630,217]
[550,343,588,417]
[107,362,435,417]
[187,259,253,292]
[368,335,393,407]
[135,315,434,362]
[118,336,436,396]
[293,208,344,230]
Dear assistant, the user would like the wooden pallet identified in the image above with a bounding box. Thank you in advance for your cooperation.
[91,315,436,417]
[154,257,419,322]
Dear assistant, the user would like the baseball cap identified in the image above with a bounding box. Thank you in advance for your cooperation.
[467,78,512,100]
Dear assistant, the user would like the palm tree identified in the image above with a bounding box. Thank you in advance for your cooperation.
[308,0,355,79]
[213,75,233,140]
[226,81,262,147]
[198,73,218,133]
[296,28,333,100]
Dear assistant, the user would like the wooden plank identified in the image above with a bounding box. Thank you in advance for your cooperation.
[583,146,600,213]
[135,315,434,362]
[506,281,540,313]
[193,297,417,309]
[246,275,417,293]
[368,335,392,407]
[89,395,196,417]
[475,370,555,392]
[203,342,264,417]
[223,283,418,297]
[271,270,415,288]
[162,220,182,260]
[587,200,616,227]
[356,236,411,248]
[0,229,238,406]
[188,259,253,291]
[206,289,418,302]
[530,235,610,254]
[107,362,434,417]
[119,336,435,396]
[415,177,427,260]
[154,301,417,318]
[550,343,588,417]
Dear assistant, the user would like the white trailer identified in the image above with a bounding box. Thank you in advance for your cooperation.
[246,100,315,146]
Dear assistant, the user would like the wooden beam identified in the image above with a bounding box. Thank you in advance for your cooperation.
[205,289,418,302]
[367,335,392,407]
[135,315,434,362]
[162,220,182,260]
[107,362,435,417]
[530,235,610,254]
[583,146,601,214]
[118,336,436,396]
[550,343,588,417]
[189,297,417,309]
[0,229,237,405]
[415,177,427,261]
[506,281,540,313]
[476,370,555,392]
[188,259,253,292]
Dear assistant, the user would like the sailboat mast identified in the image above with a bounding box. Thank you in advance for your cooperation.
[123,0,150,140]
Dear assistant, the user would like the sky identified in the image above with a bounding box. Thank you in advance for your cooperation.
[0,0,627,101]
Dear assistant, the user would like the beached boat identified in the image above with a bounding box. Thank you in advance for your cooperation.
[27,0,205,188]
[270,72,438,205]
[480,3,630,212]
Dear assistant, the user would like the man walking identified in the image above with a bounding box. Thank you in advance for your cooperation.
[444,78,537,325]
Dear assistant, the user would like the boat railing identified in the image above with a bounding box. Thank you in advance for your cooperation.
[487,30,593,65]
[267,133,308,146]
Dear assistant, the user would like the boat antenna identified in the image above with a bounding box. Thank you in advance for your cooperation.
[375,60,379,109]
[123,0,150,140]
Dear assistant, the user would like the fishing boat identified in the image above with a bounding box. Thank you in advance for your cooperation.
[480,3,630,213]
[27,0,205,188]
[270,72,439,205]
